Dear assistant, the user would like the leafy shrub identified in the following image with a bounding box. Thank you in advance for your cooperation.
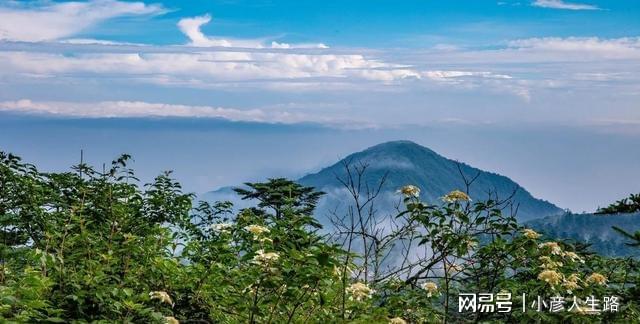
[0,152,638,323]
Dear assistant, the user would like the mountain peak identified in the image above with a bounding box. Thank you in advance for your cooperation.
[368,140,421,148]
[205,140,563,222]
[342,140,444,170]
[299,140,563,221]
[362,140,437,155]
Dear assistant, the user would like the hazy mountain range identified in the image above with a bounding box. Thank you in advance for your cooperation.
[203,140,639,257]
[527,212,640,257]
[297,140,562,222]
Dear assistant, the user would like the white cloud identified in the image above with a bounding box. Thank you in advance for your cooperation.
[572,72,630,81]
[509,37,640,55]
[0,0,165,42]
[177,15,257,48]
[0,50,421,83]
[59,38,145,46]
[2,36,639,110]
[411,37,640,65]
[532,0,600,10]
[177,14,328,49]
[423,71,512,80]
[0,99,357,126]
[0,47,526,100]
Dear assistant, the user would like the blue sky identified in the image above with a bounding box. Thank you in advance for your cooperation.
[62,0,640,46]
[1,0,639,212]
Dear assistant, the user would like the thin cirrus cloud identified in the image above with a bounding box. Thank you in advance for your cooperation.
[0,99,362,127]
[0,0,165,42]
[177,14,328,49]
[531,0,600,10]
[506,37,640,59]
[403,37,640,65]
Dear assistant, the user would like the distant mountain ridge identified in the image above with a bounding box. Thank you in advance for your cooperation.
[201,140,640,258]
[527,212,640,257]
[299,141,562,221]
[204,140,564,222]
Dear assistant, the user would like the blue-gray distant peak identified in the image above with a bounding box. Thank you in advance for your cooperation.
[201,140,633,257]
[204,140,563,221]
[299,140,563,221]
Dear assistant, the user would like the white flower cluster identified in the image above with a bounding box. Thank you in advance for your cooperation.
[421,281,439,297]
[398,185,421,198]
[346,282,375,301]
[211,223,233,234]
[149,291,174,307]
[252,249,280,266]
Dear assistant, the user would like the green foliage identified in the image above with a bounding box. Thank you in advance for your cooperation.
[1,152,190,322]
[234,178,324,220]
[612,226,640,248]
[596,193,640,215]
[1,151,639,323]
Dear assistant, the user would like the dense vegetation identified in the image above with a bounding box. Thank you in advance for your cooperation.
[596,193,640,215]
[1,152,639,323]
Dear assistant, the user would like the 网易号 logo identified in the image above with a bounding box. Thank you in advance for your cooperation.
[458,293,620,314]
